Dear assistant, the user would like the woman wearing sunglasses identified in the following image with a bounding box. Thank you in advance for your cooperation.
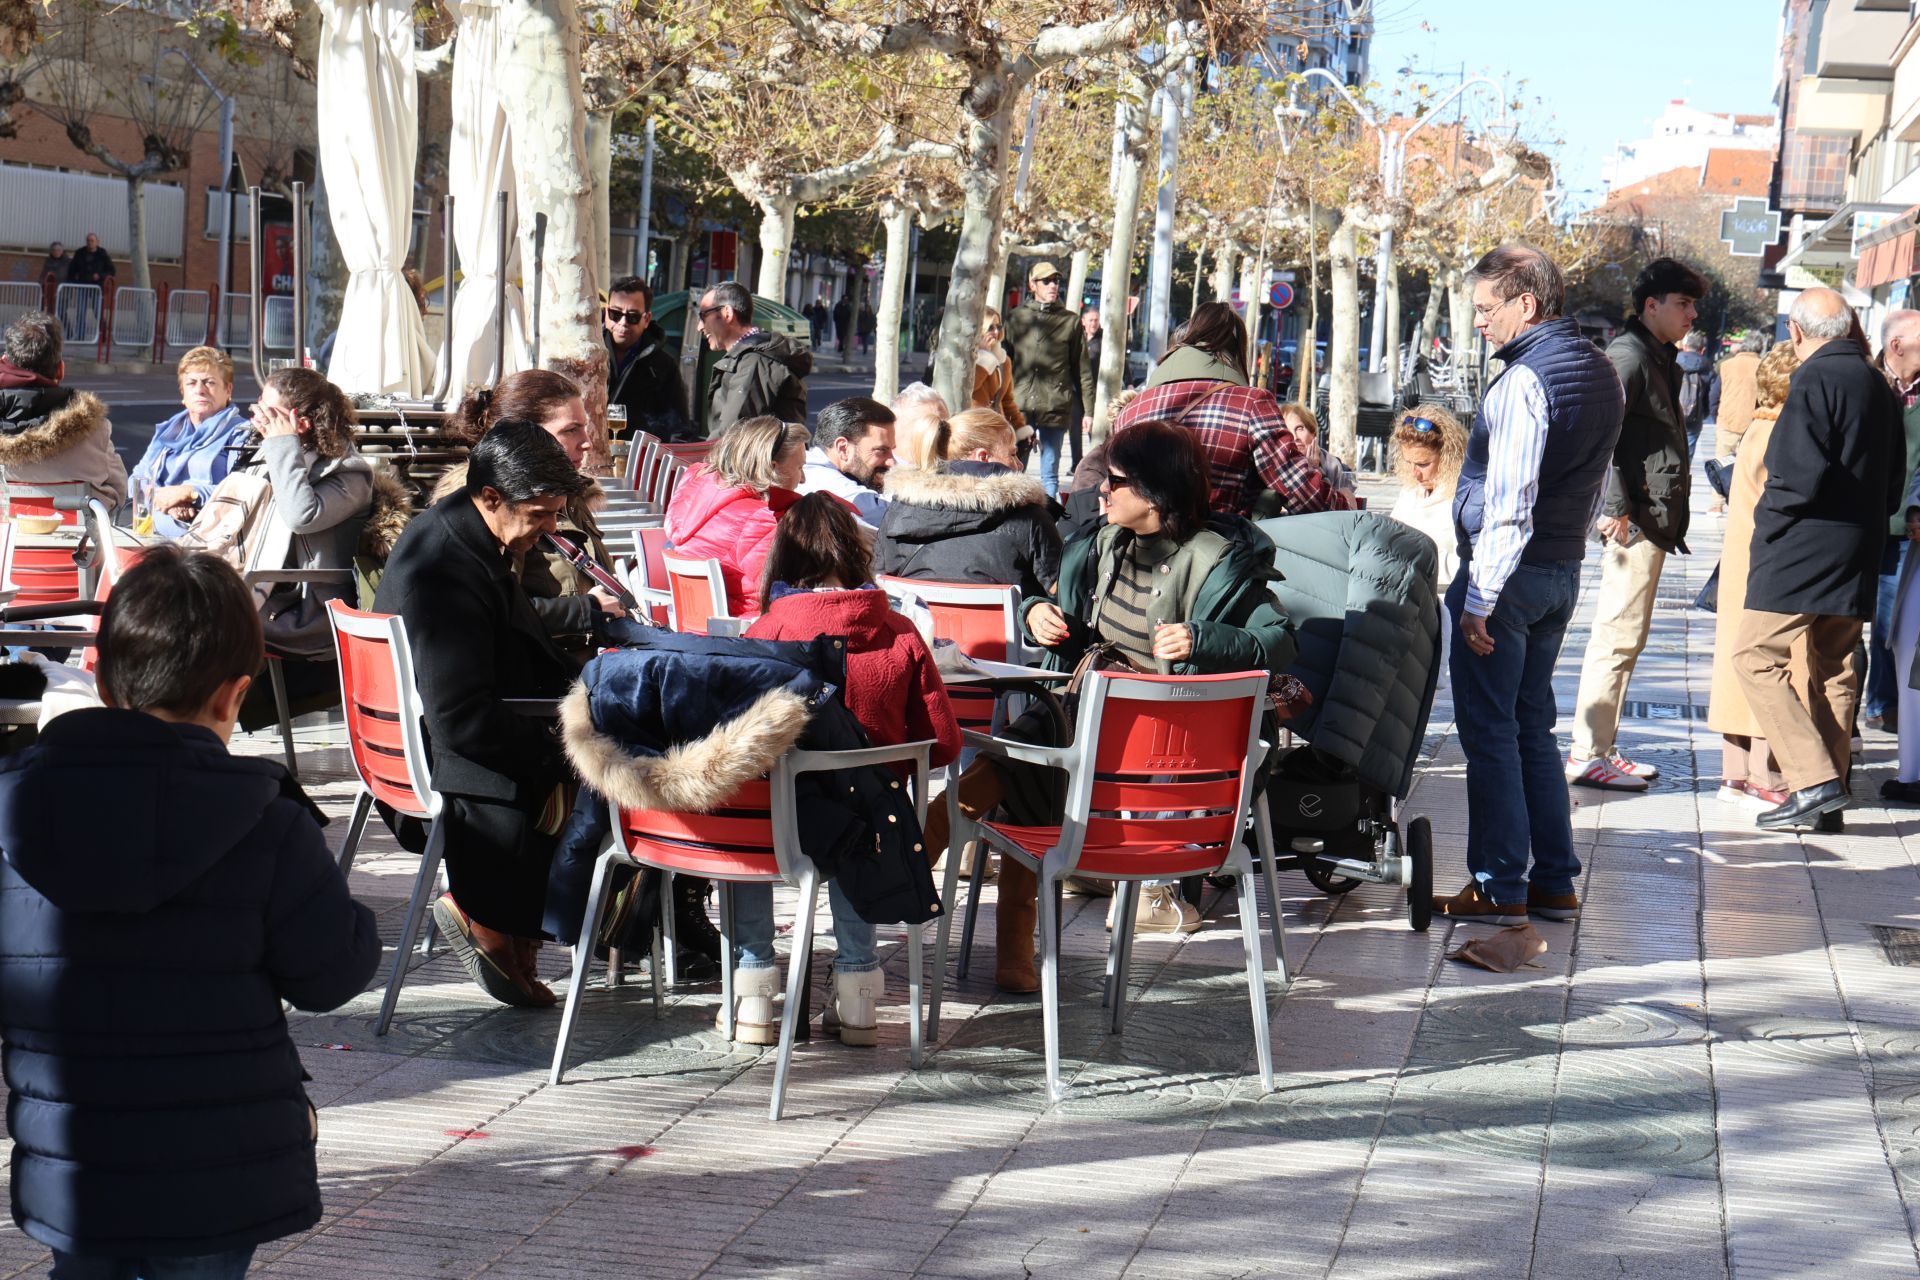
[1385,404,1468,591]
[971,307,1031,454]
[926,419,1297,988]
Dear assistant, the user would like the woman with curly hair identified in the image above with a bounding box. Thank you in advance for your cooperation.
[1385,404,1468,590]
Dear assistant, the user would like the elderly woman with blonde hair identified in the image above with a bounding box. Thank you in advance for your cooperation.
[129,345,252,536]
[663,414,810,616]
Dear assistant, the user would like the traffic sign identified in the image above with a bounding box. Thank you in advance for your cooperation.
[1269,281,1295,309]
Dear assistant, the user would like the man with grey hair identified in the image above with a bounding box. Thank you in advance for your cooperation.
[1865,308,1920,732]
[889,382,949,470]
[1733,288,1904,829]
[698,280,810,435]
[1433,244,1624,926]
[0,310,127,511]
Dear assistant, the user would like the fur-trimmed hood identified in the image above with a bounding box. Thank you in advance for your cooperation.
[560,680,810,814]
[882,461,1045,515]
[358,469,414,561]
[0,387,106,465]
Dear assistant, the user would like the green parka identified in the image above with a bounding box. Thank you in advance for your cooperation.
[1003,297,1095,429]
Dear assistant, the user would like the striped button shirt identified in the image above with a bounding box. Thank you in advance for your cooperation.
[1464,363,1553,618]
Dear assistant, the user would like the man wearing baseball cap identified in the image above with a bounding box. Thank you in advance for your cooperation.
[1002,261,1094,498]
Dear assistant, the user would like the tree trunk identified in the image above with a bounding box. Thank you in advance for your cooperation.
[873,201,912,401]
[586,109,613,297]
[1446,267,1473,364]
[1327,216,1360,467]
[1067,245,1091,313]
[1384,263,1402,396]
[932,89,1016,419]
[1237,251,1262,374]
[1211,243,1235,305]
[1298,211,1319,401]
[126,176,151,292]
[1190,242,1204,321]
[1093,72,1150,433]
[1410,282,1442,377]
[754,198,797,301]
[669,236,689,293]
[499,0,608,470]
[984,226,1010,316]
[306,168,347,358]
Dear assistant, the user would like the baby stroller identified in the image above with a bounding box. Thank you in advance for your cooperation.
[1255,511,1445,930]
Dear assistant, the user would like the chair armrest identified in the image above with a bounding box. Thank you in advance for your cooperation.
[0,628,96,645]
[783,739,934,777]
[958,728,1068,769]
[244,569,355,587]
[0,601,104,623]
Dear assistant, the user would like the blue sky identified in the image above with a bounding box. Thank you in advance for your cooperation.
[1367,0,1782,202]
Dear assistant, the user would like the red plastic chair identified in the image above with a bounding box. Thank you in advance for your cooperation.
[621,526,673,626]
[931,669,1280,1103]
[660,440,714,468]
[6,480,90,526]
[326,599,446,1037]
[77,545,148,674]
[550,738,934,1120]
[663,553,731,634]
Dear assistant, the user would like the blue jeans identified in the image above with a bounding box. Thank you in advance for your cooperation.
[730,879,878,974]
[1866,536,1904,719]
[1036,427,1065,498]
[1447,559,1583,905]
[50,1247,256,1280]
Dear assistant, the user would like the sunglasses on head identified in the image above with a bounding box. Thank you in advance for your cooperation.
[604,306,647,325]
[1405,416,1441,435]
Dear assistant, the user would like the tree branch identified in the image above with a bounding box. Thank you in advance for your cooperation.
[773,0,970,61]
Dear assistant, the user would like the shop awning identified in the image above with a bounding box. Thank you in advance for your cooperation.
[1856,204,1920,290]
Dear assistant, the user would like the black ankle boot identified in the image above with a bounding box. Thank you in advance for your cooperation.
[670,875,723,984]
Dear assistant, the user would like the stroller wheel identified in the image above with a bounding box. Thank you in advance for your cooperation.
[1407,817,1433,932]
[1302,856,1362,896]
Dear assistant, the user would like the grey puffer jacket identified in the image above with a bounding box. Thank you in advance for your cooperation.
[873,462,1063,599]
[1257,511,1443,798]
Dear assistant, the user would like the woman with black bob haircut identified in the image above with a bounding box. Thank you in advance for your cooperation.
[927,418,1298,991]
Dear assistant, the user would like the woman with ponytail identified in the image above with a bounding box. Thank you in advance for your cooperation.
[873,407,1061,598]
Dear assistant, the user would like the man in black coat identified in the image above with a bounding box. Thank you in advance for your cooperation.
[0,548,379,1276]
[603,275,693,440]
[1734,287,1905,829]
[374,420,586,1005]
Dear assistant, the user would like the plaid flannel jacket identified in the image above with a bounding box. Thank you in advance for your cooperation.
[1113,380,1336,518]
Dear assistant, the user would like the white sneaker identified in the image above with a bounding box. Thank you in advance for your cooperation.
[714,967,780,1045]
[1108,884,1202,934]
[826,969,883,1046]
[1606,750,1659,781]
[1566,755,1650,792]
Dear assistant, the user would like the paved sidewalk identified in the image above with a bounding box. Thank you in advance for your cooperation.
[5,468,1920,1278]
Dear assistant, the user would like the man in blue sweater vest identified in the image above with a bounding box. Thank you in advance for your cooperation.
[1437,245,1625,925]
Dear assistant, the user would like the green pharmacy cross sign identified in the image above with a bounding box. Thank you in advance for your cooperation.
[1719,198,1782,258]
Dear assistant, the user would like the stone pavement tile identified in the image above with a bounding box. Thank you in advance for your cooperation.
[916,1217,1142,1280]
[1322,1145,1543,1279]
[1123,1247,1326,1279]
[1531,1168,1727,1278]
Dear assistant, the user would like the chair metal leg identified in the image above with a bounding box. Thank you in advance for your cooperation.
[661,870,678,987]
[267,658,298,781]
[549,847,623,1084]
[608,947,624,987]
[335,790,373,876]
[375,818,444,1037]
[649,926,665,1016]
[770,870,820,1122]
[1252,802,1288,984]
[1235,862,1275,1094]
[1109,882,1138,1035]
[718,882,736,1042]
[417,863,449,958]
[956,841,985,980]
[928,788,967,1045]
[907,920,924,1070]
[1038,867,1064,1104]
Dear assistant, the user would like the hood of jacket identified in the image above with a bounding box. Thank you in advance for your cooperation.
[359,468,415,560]
[0,357,58,390]
[761,583,894,648]
[0,708,308,913]
[721,330,814,380]
[880,462,1046,539]
[1146,344,1249,389]
[560,635,842,814]
[0,385,104,464]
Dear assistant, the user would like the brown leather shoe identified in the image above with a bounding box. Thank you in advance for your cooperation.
[1432,882,1526,926]
[1526,885,1580,922]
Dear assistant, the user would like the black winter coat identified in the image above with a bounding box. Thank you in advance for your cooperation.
[874,462,1064,599]
[1747,339,1905,618]
[1602,317,1691,553]
[606,324,694,441]
[555,633,942,928]
[372,491,575,803]
[0,709,380,1257]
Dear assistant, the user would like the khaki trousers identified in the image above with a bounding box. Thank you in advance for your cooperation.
[1731,610,1861,793]
[1572,537,1668,761]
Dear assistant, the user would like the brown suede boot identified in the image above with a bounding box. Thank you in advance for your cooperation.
[994,858,1040,993]
[924,761,1002,870]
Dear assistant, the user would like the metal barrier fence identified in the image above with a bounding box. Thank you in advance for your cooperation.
[52,284,102,347]
[219,293,251,350]
[0,283,42,336]
[262,295,296,351]
[111,287,157,352]
[164,290,212,350]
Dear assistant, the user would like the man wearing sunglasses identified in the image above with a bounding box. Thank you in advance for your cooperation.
[603,277,692,440]
[1437,244,1624,929]
[699,280,812,436]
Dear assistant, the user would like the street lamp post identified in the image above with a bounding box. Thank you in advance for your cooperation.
[1293,67,1504,376]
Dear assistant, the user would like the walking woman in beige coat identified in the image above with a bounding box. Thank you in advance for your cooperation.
[1708,342,1802,806]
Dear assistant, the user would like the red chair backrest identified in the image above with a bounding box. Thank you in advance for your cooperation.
[877,576,1019,733]
[8,482,87,526]
[1077,673,1262,869]
[616,776,781,881]
[665,557,726,635]
[637,526,670,590]
[79,546,147,674]
[328,602,435,818]
[8,545,83,609]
